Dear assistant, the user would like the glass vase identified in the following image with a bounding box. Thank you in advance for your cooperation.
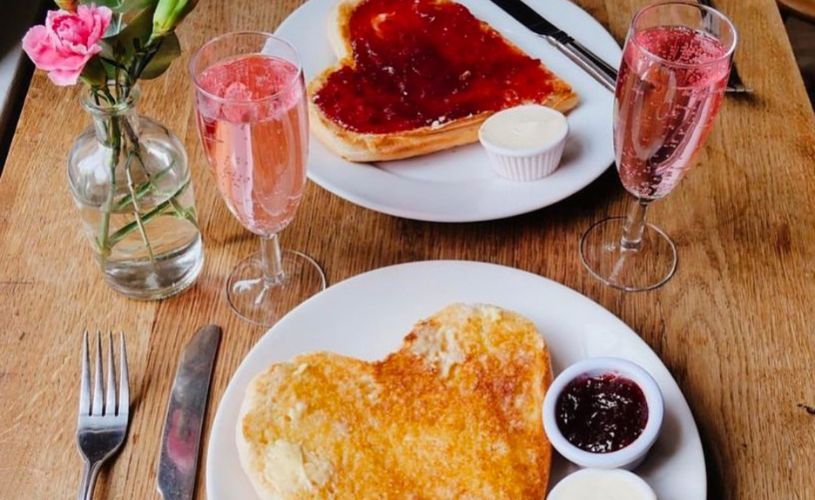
[68,85,204,300]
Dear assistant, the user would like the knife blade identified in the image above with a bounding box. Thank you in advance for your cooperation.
[490,0,618,92]
[157,325,222,500]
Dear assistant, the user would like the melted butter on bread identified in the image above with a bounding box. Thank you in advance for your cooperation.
[238,303,552,499]
[409,324,465,377]
[262,440,313,494]
[285,401,306,422]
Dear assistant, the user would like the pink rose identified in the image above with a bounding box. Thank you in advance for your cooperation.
[22,5,112,86]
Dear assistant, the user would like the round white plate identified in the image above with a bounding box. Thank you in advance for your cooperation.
[207,261,706,499]
[275,0,620,222]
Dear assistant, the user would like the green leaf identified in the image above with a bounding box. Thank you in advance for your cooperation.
[79,0,157,13]
[125,0,158,9]
[79,56,108,88]
[78,0,161,41]
[80,0,122,8]
[104,5,157,63]
[139,33,181,79]
[104,13,125,39]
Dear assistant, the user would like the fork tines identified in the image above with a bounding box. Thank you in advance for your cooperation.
[76,331,130,500]
[79,330,129,418]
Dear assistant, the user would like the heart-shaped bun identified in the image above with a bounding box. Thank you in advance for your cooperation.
[237,303,552,498]
[308,0,579,162]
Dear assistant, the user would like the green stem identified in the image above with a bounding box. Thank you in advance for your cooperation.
[92,73,197,261]
[98,201,112,258]
[120,116,198,229]
[106,179,192,248]
[170,196,199,229]
[100,57,129,72]
[124,145,156,262]
[115,67,123,103]
[113,162,174,211]
[108,199,174,248]
[121,117,141,148]
[120,119,157,189]
[131,43,162,81]
[101,86,116,105]
[96,109,121,259]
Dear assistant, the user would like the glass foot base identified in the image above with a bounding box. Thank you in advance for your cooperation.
[580,217,677,292]
[226,249,326,326]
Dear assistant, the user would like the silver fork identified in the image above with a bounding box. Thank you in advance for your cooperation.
[76,331,130,500]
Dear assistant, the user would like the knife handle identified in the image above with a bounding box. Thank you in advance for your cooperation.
[547,36,618,93]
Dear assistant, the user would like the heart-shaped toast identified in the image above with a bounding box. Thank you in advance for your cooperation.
[308,0,578,162]
[237,304,552,498]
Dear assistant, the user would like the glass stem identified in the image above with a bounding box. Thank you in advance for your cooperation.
[260,234,285,285]
[620,197,649,251]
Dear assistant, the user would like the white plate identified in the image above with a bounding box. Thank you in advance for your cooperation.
[275,0,620,222]
[207,261,706,499]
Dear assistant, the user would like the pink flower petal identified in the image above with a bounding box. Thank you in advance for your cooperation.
[22,26,63,72]
[81,4,112,38]
[24,6,112,87]
[48,67,82,86]
[54,17,89,45]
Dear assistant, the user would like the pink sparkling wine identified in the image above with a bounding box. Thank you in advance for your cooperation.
[615,26,730,200]
[195,54,307,235]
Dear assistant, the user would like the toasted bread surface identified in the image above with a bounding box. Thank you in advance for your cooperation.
[308,0,579,162]
[238,304,552,499]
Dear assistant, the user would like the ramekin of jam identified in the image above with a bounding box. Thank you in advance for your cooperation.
[543,357,664,470]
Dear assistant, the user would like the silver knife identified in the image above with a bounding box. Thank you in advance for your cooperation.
[157,325,222,500]
[490,0,618,92]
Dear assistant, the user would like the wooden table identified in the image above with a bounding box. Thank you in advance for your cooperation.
[1,0,813,498]
[779,0,815,21]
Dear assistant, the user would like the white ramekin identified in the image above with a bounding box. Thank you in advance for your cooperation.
[548,468,657,500]
[478,105,568,181]
[542,357,664,470]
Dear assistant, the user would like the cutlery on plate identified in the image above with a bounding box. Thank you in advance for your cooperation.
[490,0,618,91]
[697,0,752,93]
[157,325,222,500]
[76,331,130,500]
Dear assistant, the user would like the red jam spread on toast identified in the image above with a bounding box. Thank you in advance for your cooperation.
[312,0,560,134]
[556,373,648,453]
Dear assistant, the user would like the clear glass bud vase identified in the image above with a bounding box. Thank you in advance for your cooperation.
[68,85,203,300]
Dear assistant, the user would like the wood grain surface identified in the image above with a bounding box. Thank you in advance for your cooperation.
[1,0,814,498]
[779,0,815,21]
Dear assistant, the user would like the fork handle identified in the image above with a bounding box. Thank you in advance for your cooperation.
[78,460,102,500]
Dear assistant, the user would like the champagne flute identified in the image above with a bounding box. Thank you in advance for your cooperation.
[580,2,737,291]
[190,32,326,325]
